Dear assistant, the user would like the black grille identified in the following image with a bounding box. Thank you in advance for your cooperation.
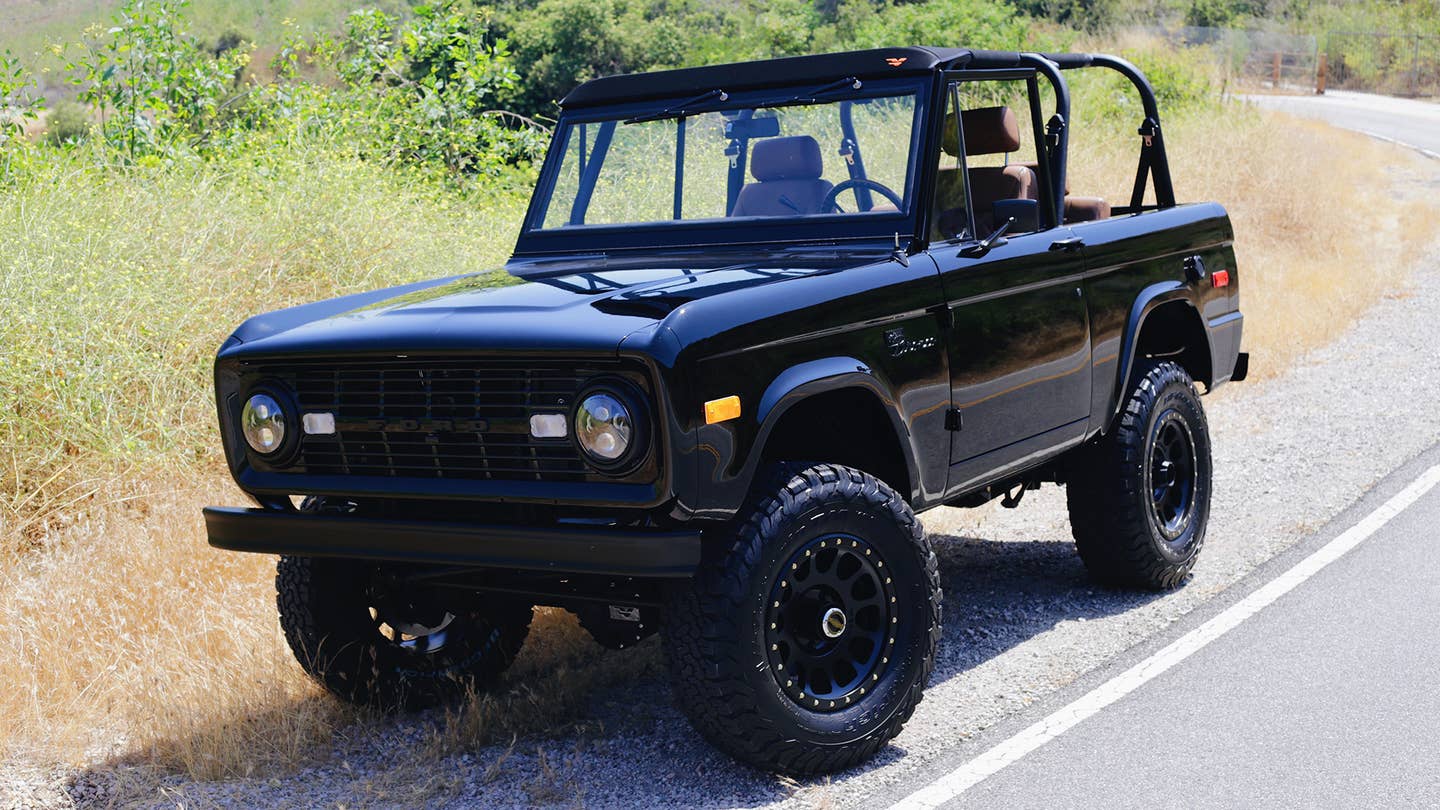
[256,359,625,481]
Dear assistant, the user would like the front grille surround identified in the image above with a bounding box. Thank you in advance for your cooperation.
[237,357,653,484]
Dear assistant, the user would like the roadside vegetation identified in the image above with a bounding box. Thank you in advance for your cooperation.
[1,0,1437,796]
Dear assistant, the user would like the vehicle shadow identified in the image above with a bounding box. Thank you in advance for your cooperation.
[62,529,1165,809]
[924,529,1165,685]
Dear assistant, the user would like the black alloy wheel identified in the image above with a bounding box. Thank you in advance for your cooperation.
[1067,360,1213,590]
[1147,412,1197,541]
[664,463,940,776]
[766,533,896,712]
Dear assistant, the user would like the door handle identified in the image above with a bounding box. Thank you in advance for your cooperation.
[1049,237,1084,253]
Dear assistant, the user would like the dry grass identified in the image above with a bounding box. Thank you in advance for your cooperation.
[1069,103,1440,377]
[0,474,343,778]
[3,101,1438,800]
[0,472,662,786]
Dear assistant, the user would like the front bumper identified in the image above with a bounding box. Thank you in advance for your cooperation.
[203,506,701,578]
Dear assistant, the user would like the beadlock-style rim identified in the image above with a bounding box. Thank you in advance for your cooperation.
[765,533,897,713]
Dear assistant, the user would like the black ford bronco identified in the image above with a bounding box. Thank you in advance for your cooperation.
[205,46,1247,775]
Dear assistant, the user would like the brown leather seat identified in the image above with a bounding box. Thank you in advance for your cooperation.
[934,165,1035,239]
[1015,161,1111,223]
[932,106,1038,240]
[730,136,833,217]
[1064,196,1111,223]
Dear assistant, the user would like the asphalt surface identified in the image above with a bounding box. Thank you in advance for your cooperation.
[1245,90,1440,154]
[919,447,1440,809]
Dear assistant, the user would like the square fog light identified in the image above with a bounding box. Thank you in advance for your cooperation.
[302,412,337,435]
[529,413,568,439]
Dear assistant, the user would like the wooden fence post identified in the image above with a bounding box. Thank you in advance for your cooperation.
[1317,51,1327,94]
[1273,51,1282,87]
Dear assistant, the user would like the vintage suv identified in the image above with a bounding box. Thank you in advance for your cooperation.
[205,46,1247,775]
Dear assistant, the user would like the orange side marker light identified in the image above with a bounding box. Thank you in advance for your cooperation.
[705,396,742,425]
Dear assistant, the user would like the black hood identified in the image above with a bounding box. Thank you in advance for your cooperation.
[218,254,877,361]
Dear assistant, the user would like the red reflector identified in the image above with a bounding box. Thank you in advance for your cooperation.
[1211,269,1231,288]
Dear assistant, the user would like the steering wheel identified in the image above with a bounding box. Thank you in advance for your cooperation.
[822,178,904,214]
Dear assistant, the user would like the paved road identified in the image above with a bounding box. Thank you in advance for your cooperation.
[1245,90,1440,154]
[895,447,1440,809]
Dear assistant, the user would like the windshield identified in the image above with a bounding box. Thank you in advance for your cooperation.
[529,84,922,234]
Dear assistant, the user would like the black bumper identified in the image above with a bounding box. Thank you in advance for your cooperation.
[203,506,702,578]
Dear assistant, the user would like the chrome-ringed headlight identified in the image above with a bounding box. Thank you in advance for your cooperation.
[573,382,647,473]
[241,387,294,458]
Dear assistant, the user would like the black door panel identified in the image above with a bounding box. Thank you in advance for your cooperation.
[932,228,1091,489]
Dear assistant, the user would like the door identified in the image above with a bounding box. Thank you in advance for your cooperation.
[935,234,1091,465]
[928,75,1092,496]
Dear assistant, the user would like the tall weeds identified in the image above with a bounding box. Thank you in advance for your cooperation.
[0,144,525,546]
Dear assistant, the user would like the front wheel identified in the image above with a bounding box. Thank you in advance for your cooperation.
[1067,361,1212,589]
[663,463,940,776]
[276,556,533,711]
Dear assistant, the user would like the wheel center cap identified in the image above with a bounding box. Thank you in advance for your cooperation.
[821,607,847,639]
[1158,459,1176,486]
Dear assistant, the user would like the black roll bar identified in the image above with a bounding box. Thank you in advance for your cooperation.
[1019,54,1071,228]
[1038,51,1177,210]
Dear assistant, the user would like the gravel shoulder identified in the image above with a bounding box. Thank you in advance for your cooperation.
[9,154,1440,810]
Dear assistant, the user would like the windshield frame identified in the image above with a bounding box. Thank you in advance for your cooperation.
[515,76,934,256]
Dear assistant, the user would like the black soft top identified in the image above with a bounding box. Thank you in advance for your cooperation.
[559,46,1027,108]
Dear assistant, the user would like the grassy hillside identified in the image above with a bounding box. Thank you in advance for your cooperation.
[3,0,1439,793]
[0,0,406,57]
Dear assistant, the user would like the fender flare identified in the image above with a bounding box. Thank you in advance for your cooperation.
[1111,282,1213,421]
[745,357,920,501]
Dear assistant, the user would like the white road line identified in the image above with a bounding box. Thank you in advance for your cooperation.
[1355,129,1440,161]
[889,463,1440,810]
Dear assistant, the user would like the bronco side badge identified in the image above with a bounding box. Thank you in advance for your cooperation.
[885,327,937,357]
[885,57,907,67]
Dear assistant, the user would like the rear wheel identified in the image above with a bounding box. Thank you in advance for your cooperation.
[664,463,940,776]
[276,556,532,710]
[1067,361,1212,589]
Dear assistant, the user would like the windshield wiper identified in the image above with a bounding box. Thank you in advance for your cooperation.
[765,76,863,108]
[624,88,729,124]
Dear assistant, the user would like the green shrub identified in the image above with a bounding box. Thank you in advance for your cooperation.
[62,0,250,161]
[845,0,1029,51]
[337,1,546,175]
[504,0,689,117]
[43,101,92,146]
[0,49,45,176]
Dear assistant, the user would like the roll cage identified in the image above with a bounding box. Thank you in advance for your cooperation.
[928,51,1177,239]
[512,47,1177,258]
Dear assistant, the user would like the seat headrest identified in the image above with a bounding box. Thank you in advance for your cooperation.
[942,106,1021,156]
[751,135,824,181]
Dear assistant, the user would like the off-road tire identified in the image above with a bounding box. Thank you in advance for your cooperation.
[1067,361,1212,589]
[663,463,941,776]
[276,555,532,711]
